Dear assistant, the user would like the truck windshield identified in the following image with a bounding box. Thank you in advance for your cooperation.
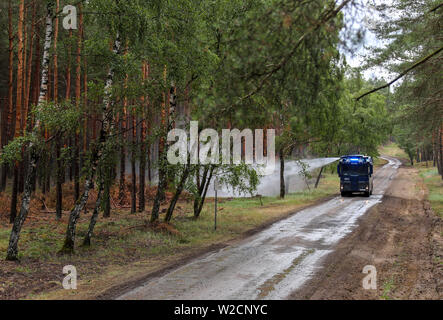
[341,164,369,175]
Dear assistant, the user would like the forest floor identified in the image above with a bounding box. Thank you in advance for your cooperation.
[291,145,442,299]
[0,162,346,299]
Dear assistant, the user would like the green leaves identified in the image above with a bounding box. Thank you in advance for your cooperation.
[31,101,82,134]
[365,0,442,160]
[0,100,83,166]
[0,134,39,166]
[216,162,260,196]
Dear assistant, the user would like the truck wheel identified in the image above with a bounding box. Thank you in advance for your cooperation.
[341,191,347,197]
[364,191,370,197]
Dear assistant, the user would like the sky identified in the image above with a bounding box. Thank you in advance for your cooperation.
[342,0,395,81]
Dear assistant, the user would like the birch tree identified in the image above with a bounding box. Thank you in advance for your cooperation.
[6,1,55,261]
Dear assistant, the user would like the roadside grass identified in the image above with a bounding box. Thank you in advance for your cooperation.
[373,157,388,167]
[0,170,339,299]
[381,142,442,217]
[380,276,396,300]
[368,142,442,218]
[416,163,443,218]
[379,142,409,163]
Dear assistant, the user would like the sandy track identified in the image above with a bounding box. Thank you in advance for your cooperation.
[290,164,442,300]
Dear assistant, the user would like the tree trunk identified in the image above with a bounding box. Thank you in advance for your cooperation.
[24,1,36,130]
[54,0,62,219]
[10,167,19,223]
[15,0,25,140]
[279,148,285,199]
[151,80,176,222]
[66,29,73,187]
[10,0,26,222]
[83,53,88,156]
[139,139,146,212]
[151,152,167,223]
[439,126,443,179]
[73,4,83,202]
[2,0,14,193]
[0,165,6,193]
[45,155,51,193]
[433,131,437,168]
[131,115,137,214]
[103,170,111,218]
[118,111,126,203]
[6,2,55,261]
[60,32,122,254]
[32,19,41,107]
[165,164,190,222]
[7,0,14,142]
[118,65,128,203]
[82,182,104,246]
[155,66,168,207]
[66,29,72,100]
[0,98,7,192]
[138,61,147,212]
[18,157,25,194]
[314,166,323,189]
[56,136,63,219]
[194,166,214,218]
[147,139,152,184]
[193,165,208,216]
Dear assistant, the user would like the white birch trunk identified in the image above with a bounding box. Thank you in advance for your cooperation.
[60,33,121,253]
[6,2,54,261]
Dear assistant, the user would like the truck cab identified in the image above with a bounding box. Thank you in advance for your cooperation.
[337,155,373,197]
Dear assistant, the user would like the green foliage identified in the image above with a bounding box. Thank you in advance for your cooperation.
[0,100,82,166]
[32,101,82,134]
[0,134,39,166]
[311,71,391,157]
[216,162,260,196]
[365,0,442,165]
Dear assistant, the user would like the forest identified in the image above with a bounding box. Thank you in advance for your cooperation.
[0,0,441,298]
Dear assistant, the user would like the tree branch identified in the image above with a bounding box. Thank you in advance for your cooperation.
[429,2,443,13]
[241,0,352,101]
[356,46,443,101]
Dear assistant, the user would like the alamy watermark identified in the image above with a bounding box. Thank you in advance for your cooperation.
[62,265,77,290]
[362,265,377,290]
[62,5,78,30]
[167,121,276,175]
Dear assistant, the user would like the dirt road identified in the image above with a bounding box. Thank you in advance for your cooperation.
[291,163,441,300]
[117,157,441,300]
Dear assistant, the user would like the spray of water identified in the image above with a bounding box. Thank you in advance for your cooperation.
[207,157,339,198]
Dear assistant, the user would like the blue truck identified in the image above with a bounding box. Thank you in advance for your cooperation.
[337,155,373,197]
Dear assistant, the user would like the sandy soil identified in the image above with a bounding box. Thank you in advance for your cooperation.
[290,165,442,300]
